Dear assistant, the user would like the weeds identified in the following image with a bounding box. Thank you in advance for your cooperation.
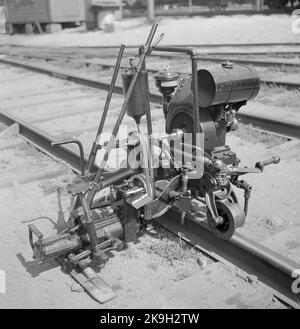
[39,173,74,195]
[175,266,195,281]
[234,124,287,147]
[256,85,300,109]
[140,227,201,267]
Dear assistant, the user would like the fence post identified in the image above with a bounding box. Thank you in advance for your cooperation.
[118,1,123,20]
[147,0,155,22]
[256,0,263,11]
[188,0,193,14]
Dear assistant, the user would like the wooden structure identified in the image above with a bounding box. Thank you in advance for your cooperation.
[5,0,85,34]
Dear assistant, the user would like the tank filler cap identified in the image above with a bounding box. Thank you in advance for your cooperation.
[221,61,234,69]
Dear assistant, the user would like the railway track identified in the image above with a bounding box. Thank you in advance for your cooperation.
[79,41,300,53]
[0,100,299,308]
[2,43,300,66]
[4,42,300,49]
[46,55,300,91]
[0,58,300,307]
[0,56,299,139]
[75,43,300,58]
[1,44,300,91]
[186,54,300,68]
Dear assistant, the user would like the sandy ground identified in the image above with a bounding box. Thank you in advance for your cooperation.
[0,14,299,48]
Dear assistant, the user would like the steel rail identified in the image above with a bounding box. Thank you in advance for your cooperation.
[0,109,299,307]
[201,51,300,55]
[1,56,299,139]
[2,48,300,90]
[3,42,300,51]
[0,56,125,94]
[0,111,88,172]
[196,55,300,68]
[3,50,300,91]
[3,43,300,58]
[13,46,300,68]
[237,112,300,140]
[76,42,300,49]
[149,51,300,72]
[76,57,300,91]
[159,209,300,308]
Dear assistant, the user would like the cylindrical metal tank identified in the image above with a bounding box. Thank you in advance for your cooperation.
[122,65,150,125]
[197,63,260,107]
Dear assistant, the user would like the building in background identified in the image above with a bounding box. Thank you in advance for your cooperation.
[4,0,85,34]
[85,0,121,30]
[2,0,298,34]
[3,0,122,34]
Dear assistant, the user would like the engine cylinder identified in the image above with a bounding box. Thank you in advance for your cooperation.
[197,63,260,107]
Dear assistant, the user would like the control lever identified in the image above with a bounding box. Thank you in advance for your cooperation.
[28,224,43,250]
[152,33,165,49]
[52,139,85,176]
[255,156,280,172]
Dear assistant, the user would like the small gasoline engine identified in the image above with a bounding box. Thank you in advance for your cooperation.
[28,24,280,303]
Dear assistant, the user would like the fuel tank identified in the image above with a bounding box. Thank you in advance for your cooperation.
[122,64,150,125]
[197,62,260,107]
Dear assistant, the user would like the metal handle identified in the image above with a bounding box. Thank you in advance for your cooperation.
[87,44,126,172]
[152,33,164,48]
[52,139,85,176]
[28,224,43,249]
[145,23,158,49]
[255,156,280,172]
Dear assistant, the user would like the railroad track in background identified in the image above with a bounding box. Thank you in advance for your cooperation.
[0,56,299,140]
[37,41,300,53]
[1,45,300,90]
[171,54,300,68]
[4,41,300,50]
[17,52,300,90]
[2,43,300,65]
[78,41,300,48]
[69,43,300,57]
[0,55,300,308]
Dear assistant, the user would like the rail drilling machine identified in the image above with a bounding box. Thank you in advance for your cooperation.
[28,24,280,303]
